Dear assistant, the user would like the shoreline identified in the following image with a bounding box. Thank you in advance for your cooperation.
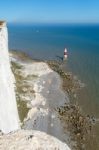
[47,61,96,150]
[10,51,71,143]
[10,51,95,149]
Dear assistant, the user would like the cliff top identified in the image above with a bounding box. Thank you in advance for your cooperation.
[0,21,6,27]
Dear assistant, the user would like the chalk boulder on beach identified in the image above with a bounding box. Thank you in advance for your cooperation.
[0,130,71,150]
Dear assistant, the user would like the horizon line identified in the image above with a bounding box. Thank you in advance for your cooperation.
[7,21,99,25]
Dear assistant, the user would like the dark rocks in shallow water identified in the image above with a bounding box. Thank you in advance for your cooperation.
[47,61,85,99]
[56,104,94,150]
[47,61,95,149]
[47,61,83,98]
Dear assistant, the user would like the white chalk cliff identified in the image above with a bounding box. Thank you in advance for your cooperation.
[0,21,20,133]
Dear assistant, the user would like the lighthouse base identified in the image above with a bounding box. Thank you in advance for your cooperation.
[63,56,67,61]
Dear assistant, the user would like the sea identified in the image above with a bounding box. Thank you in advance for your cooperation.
[8,23,99,149]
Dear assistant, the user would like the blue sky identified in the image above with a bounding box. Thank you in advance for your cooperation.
[0,0,99,24]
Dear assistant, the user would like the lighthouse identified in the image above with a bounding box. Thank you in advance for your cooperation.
[63,48,68,60]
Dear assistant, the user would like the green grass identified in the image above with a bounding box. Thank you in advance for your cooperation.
[11,60,36,123]
[17,98,30,122]
[11,61,23,70]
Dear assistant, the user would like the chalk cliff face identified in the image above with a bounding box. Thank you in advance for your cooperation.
[0,21,20,133]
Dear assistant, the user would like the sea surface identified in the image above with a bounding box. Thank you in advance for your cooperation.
[8,23,99,149]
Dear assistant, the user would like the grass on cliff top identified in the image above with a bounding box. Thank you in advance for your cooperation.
[11,61,30,123]
[10,50,33,62]
[17,98,30,123]
[11,61,23,70]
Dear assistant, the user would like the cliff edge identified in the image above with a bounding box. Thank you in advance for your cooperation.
[0,21,20,133]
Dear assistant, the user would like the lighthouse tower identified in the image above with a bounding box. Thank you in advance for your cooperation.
[63,48,68,60]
